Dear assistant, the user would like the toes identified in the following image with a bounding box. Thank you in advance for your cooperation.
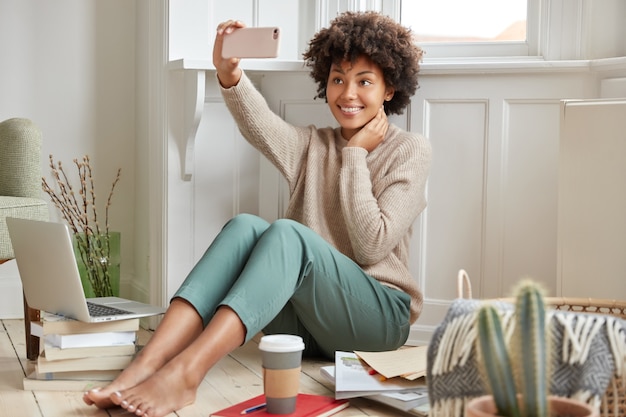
[83,387,105,406]
[83,388,100,405]
[82,392,94,405]
[111,391,124,406]
[129,400,146,415]
[106,387,158,417]
[121,395,143,415]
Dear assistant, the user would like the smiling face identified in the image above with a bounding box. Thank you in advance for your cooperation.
[326,55,394,140]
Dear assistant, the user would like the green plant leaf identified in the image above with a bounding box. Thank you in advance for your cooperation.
[477,305,521,417]
[516,282,548,417]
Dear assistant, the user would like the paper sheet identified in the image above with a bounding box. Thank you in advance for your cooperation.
[354,345,428,380]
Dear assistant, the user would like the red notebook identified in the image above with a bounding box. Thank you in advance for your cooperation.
[210,393,349,417]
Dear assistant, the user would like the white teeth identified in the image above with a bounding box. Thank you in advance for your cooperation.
[341,107,362,113]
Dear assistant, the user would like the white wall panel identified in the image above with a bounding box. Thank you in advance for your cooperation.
[193,102,239,259]
[498,100,559,296]
[420,100,488,300]
[0,261,22,319]
[402,71,598,343]
[500,100,561,296]
[558,99,626,300]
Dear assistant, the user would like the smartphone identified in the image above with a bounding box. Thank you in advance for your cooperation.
[222,27,281,59]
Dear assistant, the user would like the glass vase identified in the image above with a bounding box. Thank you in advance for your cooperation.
[72,232,121,298]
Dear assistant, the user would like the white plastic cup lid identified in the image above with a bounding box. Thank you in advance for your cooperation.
[259,334,305,353]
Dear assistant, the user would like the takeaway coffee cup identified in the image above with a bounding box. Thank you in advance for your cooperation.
[259,334,305,414]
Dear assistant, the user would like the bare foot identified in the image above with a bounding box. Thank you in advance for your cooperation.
[82,355,159,408]
[110,360,198,417]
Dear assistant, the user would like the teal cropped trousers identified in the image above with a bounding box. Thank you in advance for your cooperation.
[173,213,410,359]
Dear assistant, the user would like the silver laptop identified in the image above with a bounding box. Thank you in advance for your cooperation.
[7,217,166,322]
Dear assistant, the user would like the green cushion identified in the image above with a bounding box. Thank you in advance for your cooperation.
[0,197,49,259]
[0,118,43,198]
[0,118,49,260]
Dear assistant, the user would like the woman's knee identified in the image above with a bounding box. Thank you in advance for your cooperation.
[267,218,309,237]
[262,219,319,250]
[225,213,270,234]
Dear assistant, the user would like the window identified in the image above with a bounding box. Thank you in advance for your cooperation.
[402,0,526,42]
[398,0,539,58]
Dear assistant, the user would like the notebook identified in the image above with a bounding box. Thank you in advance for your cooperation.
[210,393,349,417]
[7,217,166,322]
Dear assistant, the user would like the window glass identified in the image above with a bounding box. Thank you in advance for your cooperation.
[401,0,527,43]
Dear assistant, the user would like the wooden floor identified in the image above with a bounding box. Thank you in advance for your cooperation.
[1,319,402,417]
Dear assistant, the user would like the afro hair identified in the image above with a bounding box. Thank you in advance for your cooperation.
[303,11,423,115]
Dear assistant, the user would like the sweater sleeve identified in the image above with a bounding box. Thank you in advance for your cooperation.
[339,133,432,265]
[219,72,310,185]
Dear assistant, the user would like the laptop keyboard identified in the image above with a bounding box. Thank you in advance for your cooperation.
[87,301,134,317]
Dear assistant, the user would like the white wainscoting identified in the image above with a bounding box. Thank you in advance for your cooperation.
[165,59,626,345]
[557,99,626,301]
[374,70,588,344]
[0,261,22,319]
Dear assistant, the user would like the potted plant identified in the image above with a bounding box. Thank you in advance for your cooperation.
[42,154,122,297]
[466,280,597,417]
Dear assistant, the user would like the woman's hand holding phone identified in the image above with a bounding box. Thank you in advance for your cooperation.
[214,20,281,89]
[213,20,246,88]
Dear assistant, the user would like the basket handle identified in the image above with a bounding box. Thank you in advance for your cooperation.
[457,269,473,299]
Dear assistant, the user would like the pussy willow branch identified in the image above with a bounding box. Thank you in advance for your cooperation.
[75,157,95,235]
[43,156,84,234]
[106,168,121,233]
[57,159,83,227]
[82,156,100,235]
[44,159,82,232]
[42,155,121,237]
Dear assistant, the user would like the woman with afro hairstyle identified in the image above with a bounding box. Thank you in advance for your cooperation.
[84,11,431,417]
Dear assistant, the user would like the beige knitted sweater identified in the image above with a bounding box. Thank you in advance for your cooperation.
[221,72,432,324]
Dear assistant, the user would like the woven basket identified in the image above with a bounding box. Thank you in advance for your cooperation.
[545,297,626,417]
[457,270,626,417]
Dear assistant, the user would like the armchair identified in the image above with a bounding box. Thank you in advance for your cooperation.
[0,117,49,360]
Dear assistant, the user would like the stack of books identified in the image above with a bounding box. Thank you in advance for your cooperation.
[23,312,140,391]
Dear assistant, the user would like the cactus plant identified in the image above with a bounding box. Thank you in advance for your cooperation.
[475,280,549,417]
